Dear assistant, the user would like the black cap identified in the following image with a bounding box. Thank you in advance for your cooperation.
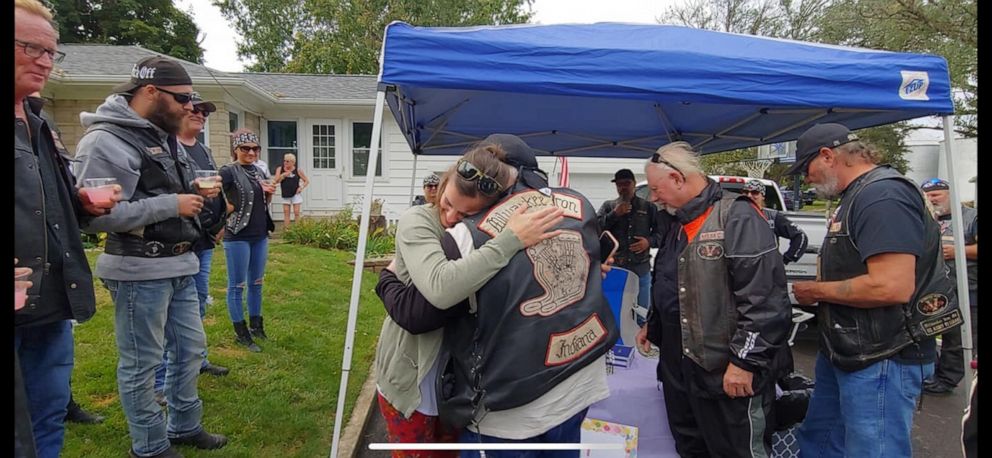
[113,56,193,94]
[481,133,550,190]
[191,93,216,113]
[611,169,636,183]
[921,178,950,192]
[784,123,860,175]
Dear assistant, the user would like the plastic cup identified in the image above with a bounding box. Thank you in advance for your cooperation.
[83,177,118,205]
[14,268,31,311]
[195,170,220,189]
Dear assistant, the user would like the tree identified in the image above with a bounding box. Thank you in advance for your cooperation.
[50,0,204,63]
[215,0,534,74]
[816,0,977,137]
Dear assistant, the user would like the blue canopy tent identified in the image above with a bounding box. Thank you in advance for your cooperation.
[330,22,970,456]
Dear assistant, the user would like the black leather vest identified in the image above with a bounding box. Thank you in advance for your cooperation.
[818,166,961,371]
[437,184,619,428]
[84,123,201,257]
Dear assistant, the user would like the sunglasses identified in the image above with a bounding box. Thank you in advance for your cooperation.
[154,86,195,105]
[237,145,262,153]
[456,159,505,196]
[650,153,686,180]
[742,190,763,195]
[192,106,213,117]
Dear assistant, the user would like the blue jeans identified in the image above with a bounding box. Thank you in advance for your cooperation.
[104,277,207,456]
[14,320,74,458]
[458,407,588,458]
[155,249,214,392]
[798,352,934,458]
[636,270,651,308]
[224,238,269,323]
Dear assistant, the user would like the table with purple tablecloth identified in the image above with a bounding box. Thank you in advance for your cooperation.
[584,354,679,457]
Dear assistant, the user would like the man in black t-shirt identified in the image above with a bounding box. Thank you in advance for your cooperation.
[789,123,943,457]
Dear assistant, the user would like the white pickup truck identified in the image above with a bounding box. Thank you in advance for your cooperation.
[636,175,827,307]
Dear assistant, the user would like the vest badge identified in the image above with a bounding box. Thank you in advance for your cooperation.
[696,242,724,260]
[478,190,583,238]
[917,293,949,316]
[545,313,607,366]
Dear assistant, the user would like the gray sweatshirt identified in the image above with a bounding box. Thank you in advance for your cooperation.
[74,94,198,281]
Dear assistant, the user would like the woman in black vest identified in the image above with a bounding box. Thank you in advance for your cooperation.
[220,129,276,352]
[274,152,309,229]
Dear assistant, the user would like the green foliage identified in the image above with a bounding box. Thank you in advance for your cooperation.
[282,207,396,258]
[215,0,534,74]
[80,232,106,249]
[64,245,386,457]
[50,0,205,63]
[816,0,977,137]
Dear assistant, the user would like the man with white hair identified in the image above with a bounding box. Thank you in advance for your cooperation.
[789,123,959,457]
[635,141,792,457]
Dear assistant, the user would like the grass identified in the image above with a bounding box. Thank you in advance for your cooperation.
[64,241,387,458]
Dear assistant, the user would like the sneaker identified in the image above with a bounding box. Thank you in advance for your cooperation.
[129,445,184,458]
[154,391,167,406]
[170,430,228,450]
[923,380,956,395]
[200,362,230,377]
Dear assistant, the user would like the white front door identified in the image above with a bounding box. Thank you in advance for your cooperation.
[305,120,344,211]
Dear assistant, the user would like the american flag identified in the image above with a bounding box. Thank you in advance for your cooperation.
[557,156,570,187]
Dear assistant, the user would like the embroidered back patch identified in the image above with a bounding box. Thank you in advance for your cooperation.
[478,190,583,238]
[545,313,607,366]
[520,230,589,317]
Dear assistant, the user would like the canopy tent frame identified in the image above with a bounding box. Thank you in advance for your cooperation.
[328,22,972,457]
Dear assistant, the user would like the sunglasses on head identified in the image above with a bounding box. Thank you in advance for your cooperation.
[456,159,505,196]
[650,153,686,180]
[237,145,262,153]
[154,86,195,105]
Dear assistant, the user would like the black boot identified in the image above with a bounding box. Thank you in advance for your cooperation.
[233,321,261,352]
[66,395,105,424]
[249,316,268,340]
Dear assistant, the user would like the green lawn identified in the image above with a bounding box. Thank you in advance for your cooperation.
[64,241,386,458]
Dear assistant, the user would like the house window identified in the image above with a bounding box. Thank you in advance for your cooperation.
[229,111,240,133]
[351,122,382,177]
[266,120,297,176]
[312,124,337,169]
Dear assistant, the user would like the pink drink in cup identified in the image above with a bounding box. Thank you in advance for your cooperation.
[83,177,118,205]
[14,267,31,311]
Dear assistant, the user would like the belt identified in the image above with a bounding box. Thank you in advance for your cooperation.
[105,233,194,258]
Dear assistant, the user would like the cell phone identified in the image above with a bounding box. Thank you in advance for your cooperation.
[600,230,619,264]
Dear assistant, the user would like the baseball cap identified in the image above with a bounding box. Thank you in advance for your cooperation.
[784,123,860,176]
[481,133,549,190]
[921,178,950,192]
[113,56,193,94]
[612,169,636,183]
[191,93,216,113]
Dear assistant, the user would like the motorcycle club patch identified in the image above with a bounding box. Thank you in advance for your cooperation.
[478,189,583,238]
[917,293,949,316]
[545,313,607,366]
[146,146,165,156]
[697,231,724,241]
[520,230,589,317]
[696,242,724,260]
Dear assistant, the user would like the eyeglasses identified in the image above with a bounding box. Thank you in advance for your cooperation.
[424,184,438,189]
[237,145,262,153]
[456,159,505,196]
[14,39,65,64]
[154,86,195,105]
[192,105,213,117]
[742,190,763,196]
[650,153,686,180]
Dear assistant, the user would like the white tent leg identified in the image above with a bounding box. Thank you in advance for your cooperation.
[940,115,974,400]
[408,154,420,206]
[330,89,387,458]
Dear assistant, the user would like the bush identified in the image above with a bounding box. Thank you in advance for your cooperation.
[80,232,107,249]
[282,207,395,258]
